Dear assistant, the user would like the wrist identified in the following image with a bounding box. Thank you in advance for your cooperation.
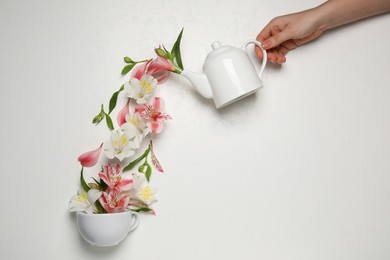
[310,2,335,32]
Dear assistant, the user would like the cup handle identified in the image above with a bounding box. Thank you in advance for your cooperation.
[128,211,140,233]
[242,40,268,81]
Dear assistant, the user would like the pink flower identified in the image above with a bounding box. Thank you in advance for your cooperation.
[117,99,130,127]
[78,143,103,167]
[150,141,164,172]
[131,57,175,84]
[145,57,175,84]
[140,97,171,134]
[131,62,148,80]
[99,190,130,213]
[98,164,132,192]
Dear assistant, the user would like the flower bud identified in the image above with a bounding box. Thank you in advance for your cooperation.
[154,47,170,59]
[124,56,134,63]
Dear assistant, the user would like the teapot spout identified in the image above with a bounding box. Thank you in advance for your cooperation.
[181,70,213,99]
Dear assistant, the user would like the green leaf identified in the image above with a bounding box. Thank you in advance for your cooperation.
[80,167,90,192]
[124,56,134,63]
[171,28,184,70]
[105,112,114,130]
[108,84,124,114]
[145,163,152,182]
[132,207,152,213]
[123,159,141,172]
[92,177,107,191]
[123,147,151,172]
[121,63,136,76]
[94,200,107,214]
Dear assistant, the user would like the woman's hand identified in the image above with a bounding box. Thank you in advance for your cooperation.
[256,9,324,64]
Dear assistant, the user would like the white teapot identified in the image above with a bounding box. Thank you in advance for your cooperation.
[181,40,267,109]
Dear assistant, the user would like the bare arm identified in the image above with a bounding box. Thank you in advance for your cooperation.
[256,0,390,63]
[319,0,390,30]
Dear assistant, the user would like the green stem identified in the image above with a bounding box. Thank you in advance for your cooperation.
[80,167,90,192]
[123,147,151,172]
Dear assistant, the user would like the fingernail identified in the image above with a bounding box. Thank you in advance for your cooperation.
[262,40,271,49]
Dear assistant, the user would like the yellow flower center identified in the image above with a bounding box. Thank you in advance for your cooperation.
[129,117,140,127]
[109,174,120,184]
[140,79,154,94]
[112,134,129,152]
[138,187,152,201]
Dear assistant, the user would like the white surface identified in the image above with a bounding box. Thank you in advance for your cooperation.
[1,0,390,259]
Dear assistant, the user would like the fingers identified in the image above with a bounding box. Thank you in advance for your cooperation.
[262,26,292,50]
[267,50,286,64]
[255,45,265,59]
[256,19,292,63]
[256,27,289,63]
[256,44,287,63]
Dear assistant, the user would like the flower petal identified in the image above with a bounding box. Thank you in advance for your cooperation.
[152,97,164,112]
[145,57,174,84]
[87,189,102,204]
[148,121,164,134]
[117,99,130,127]
[78,143,103,167]
[146,57,174,73]
[131,62,147,80]
[150,141,164,172]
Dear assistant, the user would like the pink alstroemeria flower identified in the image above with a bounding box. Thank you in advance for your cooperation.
[99,190,130,213]
[140,97,171,134]
[117,99,130,127]
[131,62,148,80]
[145,57,175,84]
[131,57,175,84]
[78,143,103,167]
[98,164,132,192]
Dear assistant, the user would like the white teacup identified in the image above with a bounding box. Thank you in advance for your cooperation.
[76,211,140,247]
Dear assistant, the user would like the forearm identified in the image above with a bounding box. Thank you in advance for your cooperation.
[314,0,390,30]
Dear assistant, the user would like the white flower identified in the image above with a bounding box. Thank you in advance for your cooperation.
[68,188,101,214]
[125,111,148,137]
[125,74,157,104]
[103,124,142,161]
[130,173,158,205]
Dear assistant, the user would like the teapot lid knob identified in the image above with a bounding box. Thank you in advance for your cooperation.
[211,41,221,49]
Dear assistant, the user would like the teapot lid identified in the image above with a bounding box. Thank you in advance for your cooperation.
[206,41,238,61]
[211,41,222,49]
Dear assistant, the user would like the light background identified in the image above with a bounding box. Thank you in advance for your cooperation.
[1,0,389,259]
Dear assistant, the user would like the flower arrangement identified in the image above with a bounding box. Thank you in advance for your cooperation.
[69,29,184,215]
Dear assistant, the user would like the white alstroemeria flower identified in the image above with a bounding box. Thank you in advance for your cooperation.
[130,173,158,205]
[68,188,102,214]
[121,122,143,147]
[125,111,149,138]
[104,124,141,161]
[125,74,157,104]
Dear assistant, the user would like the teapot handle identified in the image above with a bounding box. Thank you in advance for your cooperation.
[242,40,267,80]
